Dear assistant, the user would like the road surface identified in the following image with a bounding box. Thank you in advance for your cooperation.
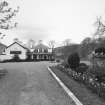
[0,62,75,105]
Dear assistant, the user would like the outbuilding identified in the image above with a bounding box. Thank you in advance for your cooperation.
[4,41,29,60]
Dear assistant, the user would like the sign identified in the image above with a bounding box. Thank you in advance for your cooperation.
[10,51,21,54]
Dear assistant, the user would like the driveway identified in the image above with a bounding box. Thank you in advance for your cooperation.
[0,62,75,105]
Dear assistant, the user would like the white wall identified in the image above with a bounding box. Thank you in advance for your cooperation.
[5,43,27,60]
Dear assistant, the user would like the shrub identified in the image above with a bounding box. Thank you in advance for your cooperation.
[95,47,105,54]
[61,62,69,68]
[12,54,20,62]
[68,52,80,69]
[75,63,89,74]
[88,64,105,82]
[56,59,60,62]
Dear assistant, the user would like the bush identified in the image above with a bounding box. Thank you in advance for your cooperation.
[95,47,105,54]
[68,52,80,69]
[61,62,69,68]
[12,54,20,62]
[75,63,89,74]
[88,64,105,83]
[56,59,60,62]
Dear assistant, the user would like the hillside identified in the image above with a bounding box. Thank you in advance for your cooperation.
[54,44,80,60]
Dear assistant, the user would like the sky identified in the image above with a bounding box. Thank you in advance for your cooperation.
[1,0,105,46]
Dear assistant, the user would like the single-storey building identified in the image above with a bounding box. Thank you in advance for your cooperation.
[5,41,29,60]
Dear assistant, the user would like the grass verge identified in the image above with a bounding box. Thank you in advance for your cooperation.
[50,66,105,105]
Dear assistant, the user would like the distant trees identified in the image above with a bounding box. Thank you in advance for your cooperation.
[79,37,92,58]
[79,37,99,58]
[81,37,91,45]
[79,14,105,58]
[55,14,105,60]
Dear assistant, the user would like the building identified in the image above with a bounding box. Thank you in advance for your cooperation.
[27,40,54,61]
[33,42,54,60]
[5,41,29,60]
[0,39,55,61]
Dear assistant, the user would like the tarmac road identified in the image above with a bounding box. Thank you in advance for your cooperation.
[0,62,76,105]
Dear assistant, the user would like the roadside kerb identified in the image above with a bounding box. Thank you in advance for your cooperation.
[48,67,83,105]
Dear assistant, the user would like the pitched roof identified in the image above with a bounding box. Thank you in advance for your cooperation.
[6,42,29,50]
[35,43,49,49]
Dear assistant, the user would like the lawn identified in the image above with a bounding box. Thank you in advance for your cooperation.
[50,66,105,105]
[0,63,27,105]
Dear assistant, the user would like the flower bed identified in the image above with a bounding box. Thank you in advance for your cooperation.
[55,64,105,99]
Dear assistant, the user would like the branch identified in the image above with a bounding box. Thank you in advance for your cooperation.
[0,1,19,30]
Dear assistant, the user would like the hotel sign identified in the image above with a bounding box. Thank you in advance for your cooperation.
[10,51,21,54]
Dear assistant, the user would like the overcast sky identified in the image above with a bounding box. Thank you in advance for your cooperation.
[1,0,105,46]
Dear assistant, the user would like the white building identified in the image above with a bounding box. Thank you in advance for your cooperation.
[0,39,55,61]
[0,39,29,61]
[5,42,28,59]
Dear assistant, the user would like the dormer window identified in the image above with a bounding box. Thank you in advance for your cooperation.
[34,49,38,53]
[39,48,42,53]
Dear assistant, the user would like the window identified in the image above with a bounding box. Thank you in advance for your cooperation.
[39,48,42,53]
[34,49,38,53]
[44,49,48,53]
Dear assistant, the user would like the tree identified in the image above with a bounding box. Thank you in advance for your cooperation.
[62,39,71,61]
[0,1,19,35]
[81,37,91,45]
[27,39,35,49]
[63,39,71,46]
[68,52,80,69]
[94,16,105,39]
[80,37,95,58]
[48,40,55,53]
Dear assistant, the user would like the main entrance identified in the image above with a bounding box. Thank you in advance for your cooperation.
[32,54,54,61]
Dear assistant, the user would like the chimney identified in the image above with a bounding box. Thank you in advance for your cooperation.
[38,40,43,44]
[28,39,35,49]
[14,38,19,43]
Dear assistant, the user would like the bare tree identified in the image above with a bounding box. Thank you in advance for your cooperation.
[0,1,19,37]
[63,38,71,46]
[48,40,55,53]
[28,39,36,49]
[94,16,105,39]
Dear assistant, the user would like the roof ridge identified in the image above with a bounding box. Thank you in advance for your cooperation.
[7,42,29,50]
